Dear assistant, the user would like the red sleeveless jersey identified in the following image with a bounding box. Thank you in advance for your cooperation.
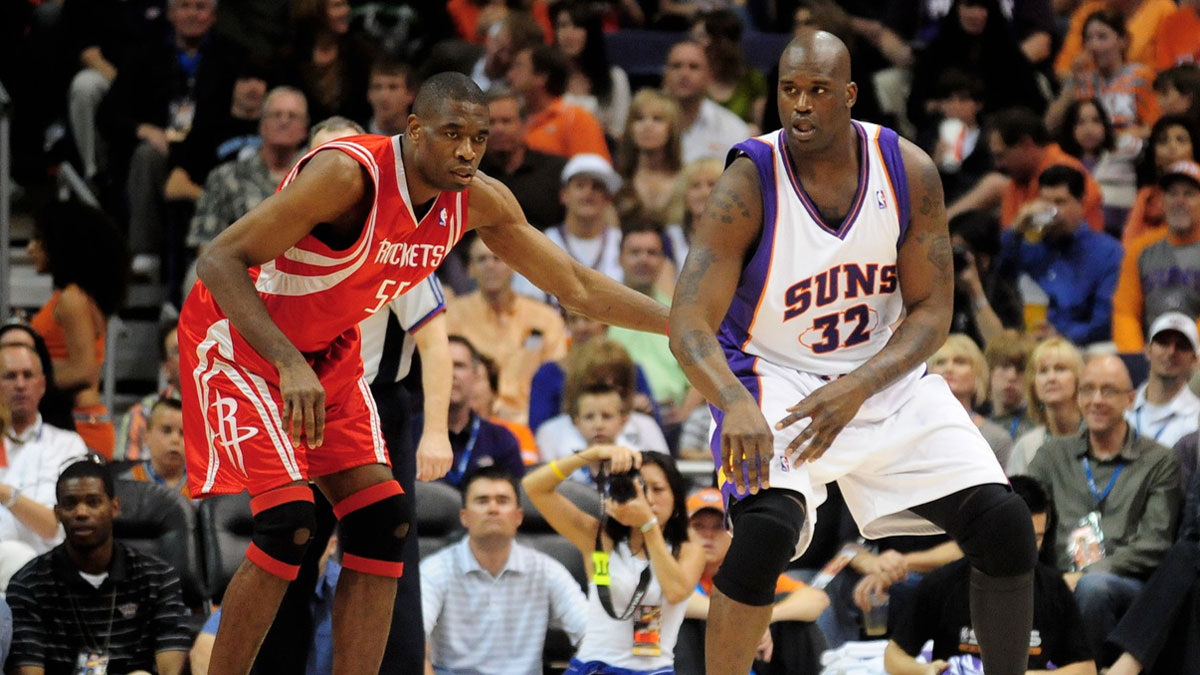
[185,134,468,355]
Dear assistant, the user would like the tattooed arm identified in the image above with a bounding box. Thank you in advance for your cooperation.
[779,139,954,462]
[668,157,773,493]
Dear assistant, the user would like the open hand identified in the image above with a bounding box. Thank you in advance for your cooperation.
[720,398,775,495]
[415,434,453,481]
[776,376,869,464]
[278,357,326,448]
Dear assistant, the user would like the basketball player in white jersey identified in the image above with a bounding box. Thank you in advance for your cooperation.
[668,31,1038,675]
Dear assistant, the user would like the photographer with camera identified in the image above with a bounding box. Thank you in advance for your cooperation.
[522,446,705,675]
[995,165,1124,346]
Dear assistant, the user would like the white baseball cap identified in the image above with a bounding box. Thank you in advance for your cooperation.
[1147,311,1200,353]
[560,153,621,194]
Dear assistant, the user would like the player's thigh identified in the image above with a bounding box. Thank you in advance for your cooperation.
[308,376,396,503]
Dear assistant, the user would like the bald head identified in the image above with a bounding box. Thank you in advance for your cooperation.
[1078,354,1135,436]
[780,29,851,84]
[1082,354,1133,391]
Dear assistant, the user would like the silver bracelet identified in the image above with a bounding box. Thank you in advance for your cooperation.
[3,487,20,509]
[639,516,659,534]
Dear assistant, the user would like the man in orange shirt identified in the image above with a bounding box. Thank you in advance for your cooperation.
[989,108,1105,232]
[506,45,611,161]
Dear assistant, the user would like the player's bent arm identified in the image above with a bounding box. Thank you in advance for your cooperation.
[667,157,764,410]
[884,641,943,675]
[196,150,370,369]
[520,452,604,558]
[469,173,669,334]
[846,140,954,393]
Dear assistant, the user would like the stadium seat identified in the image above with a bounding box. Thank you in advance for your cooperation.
[113,479,207,609]
[197,491,252,605]
[413,480,464,558]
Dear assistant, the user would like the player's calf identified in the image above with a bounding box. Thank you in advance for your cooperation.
[714,489,806,605]
[247,485,318,580]
[334,480,411,577]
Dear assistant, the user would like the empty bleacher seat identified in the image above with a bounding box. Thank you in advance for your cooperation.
[197,491,252,605]
[413,480,464,558]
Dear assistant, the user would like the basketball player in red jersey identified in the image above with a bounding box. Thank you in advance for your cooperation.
[178,73,668,675]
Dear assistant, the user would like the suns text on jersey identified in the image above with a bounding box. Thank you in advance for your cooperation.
[374,239,447,269]
[782,262,898,321]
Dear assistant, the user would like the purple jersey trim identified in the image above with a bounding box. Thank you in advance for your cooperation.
[720,136,781,352]
[778,123,871,240]
[709,349,764,502]
[875,125,912,245]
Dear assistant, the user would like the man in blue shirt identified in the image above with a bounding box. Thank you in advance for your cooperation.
[998,164,1124,345]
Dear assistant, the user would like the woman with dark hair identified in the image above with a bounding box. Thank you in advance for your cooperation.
[690,9,767,131]
[907,0,1046,135]
[1058,98,1136,235]
[553,1,631,141]
[1123,114,1199,244]
[26,200,128,457]
[523,445,705,675]
[286,0,375,125]
[0,324,75,431]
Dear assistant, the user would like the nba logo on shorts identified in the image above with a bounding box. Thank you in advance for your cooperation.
[438,208,447,227]
[780,456,790,472]
[876,189,887,210]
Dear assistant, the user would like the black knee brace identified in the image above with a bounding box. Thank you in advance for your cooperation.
[948,485,1038,578]
[713,489,806,606]
[248,485,317,580]
[334,480,411,578]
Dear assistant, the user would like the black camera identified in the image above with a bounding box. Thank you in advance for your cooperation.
[952,243,969,274]
[603,470,642,504]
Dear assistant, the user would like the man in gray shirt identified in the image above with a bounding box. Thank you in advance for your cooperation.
[1028,354,1181,665]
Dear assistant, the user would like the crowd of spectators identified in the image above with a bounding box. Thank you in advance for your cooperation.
[3,0,1200,672]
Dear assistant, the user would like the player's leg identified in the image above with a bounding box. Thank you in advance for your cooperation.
[707,489,806,675]
[316,463,410,675]
[910,484,1037,675]
[209,483,318,675]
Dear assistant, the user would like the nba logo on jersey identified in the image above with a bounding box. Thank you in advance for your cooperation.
[438,208,448,227]
[876,189,887,210]
[780,455,790,472]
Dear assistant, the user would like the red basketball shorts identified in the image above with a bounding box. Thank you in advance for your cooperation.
[179,315,390,497]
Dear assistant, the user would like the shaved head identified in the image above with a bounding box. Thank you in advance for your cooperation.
[411,72,486,119]
[780,29,852,83]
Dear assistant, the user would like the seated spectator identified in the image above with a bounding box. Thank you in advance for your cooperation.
[996,164,1123,345]
[984,331,1038,442]
[284,0,374,125]
[432,336,526,488]
[186,86,309,252]
[446,234,568,424]
[28,201,128,458]
[554,1,632,141]
[191,535,340,675]
[507,44,610,161]
[117,398,188,498]
[1059,99,1137,237]
[1152,64,1200,123]
[949,210,1024,347]
[928,334,1015,467]
[676,488,829,675]
[1008,338,1086,475]
[607,222,696,424]
[884,475,1095,675]
[6,460,191,675]
[0,343,89,556]
[478,86,567,230]
[528,311,658,433]
[1028,354,1182,663]
[472,354,539,466]
[115,323,181,461]
[366,59,415,137]
[923,70,993,205]
[0,324,74,432]
[421,466,587,674]
[1106,466,1200,675]
[536,352,670,479]
[1122,115,1198,246]
[1053,0,1176,81]
[613,90,684,227]
[950,108,1103,232]
[1126,312,1200,447]
[1113,160,1200,351]
[663,158,723,285]
[469,11,545,91]
[663,40,750,165]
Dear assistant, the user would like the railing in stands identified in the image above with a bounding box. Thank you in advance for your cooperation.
[0,81,11,321]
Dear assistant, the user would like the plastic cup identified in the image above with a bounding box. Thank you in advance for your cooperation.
[863,590,889,637]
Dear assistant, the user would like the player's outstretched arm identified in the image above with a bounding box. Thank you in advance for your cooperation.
[469,172,668,333]
[196,150,372,447]
[779,140,953,463]
[668,157,773,494]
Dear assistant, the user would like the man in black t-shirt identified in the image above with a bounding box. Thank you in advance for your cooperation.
[884,476,1094,674]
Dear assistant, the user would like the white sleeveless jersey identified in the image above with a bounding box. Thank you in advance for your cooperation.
[717,121,912,376]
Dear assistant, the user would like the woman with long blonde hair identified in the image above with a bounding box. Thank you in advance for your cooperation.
[1006,337,1085,474]
[614,89,684,226]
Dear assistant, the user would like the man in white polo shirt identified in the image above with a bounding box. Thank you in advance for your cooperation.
[421,465,587,675]
[663,40,751,164]
[1127,311,1200,448]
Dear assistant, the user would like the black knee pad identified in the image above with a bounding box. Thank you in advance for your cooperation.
[248,486,317,580]
[713,489,806,606]
[335,480,411,578]
[953,485,1037,578]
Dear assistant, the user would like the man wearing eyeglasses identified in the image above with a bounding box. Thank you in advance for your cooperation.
[1028,354,1182,667]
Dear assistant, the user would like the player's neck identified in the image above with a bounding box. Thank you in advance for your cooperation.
[448,404,473,433]
[469,535,514,577]
[564,213,606,239]
[1146,374,1184,405]
[1045,401,1082,436]
[788,130,858,181]
[1088,421,1128,460]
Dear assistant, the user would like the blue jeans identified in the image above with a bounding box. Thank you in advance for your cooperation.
[1074,572,1144,662]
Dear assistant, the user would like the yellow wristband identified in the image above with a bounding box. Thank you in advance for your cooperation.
[550,460,567,480]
